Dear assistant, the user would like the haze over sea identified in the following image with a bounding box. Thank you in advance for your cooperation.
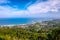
[0,18,54,25]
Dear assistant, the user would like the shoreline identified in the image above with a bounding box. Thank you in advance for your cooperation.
[0,21,35,26]
[0,19,55,26]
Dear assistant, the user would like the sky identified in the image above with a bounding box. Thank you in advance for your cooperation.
[0,0,60,18]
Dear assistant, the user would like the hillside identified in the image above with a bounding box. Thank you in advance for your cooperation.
[0,19,60,40]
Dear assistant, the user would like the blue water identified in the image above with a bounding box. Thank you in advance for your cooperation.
[0,18,52,25]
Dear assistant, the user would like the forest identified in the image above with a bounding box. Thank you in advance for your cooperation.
[0,19,60,40]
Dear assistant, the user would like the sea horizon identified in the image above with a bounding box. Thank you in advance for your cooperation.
[0,18,58,26]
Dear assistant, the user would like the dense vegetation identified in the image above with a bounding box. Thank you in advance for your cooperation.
[0,19,60,40]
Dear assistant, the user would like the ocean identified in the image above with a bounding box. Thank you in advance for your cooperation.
[0,18,53,25]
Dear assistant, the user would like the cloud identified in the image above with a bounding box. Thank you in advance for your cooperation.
[0,0,10,4]
[0,6,30,18]
[27,0,60,14]
[0,0,60,18]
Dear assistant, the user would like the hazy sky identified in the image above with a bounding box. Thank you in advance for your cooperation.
[0,0,60,18]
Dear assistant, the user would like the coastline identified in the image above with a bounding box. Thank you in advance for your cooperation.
[0,22,32,27]
[0,18,56,27]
